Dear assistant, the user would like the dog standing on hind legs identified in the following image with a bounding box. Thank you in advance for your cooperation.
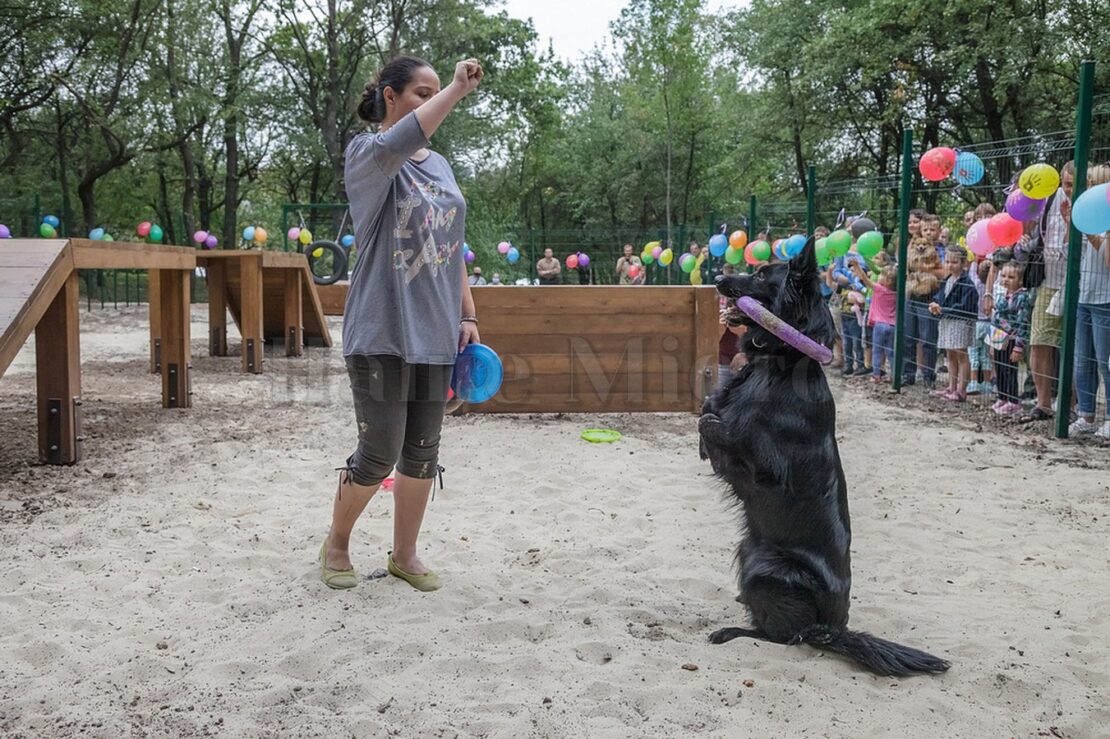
[699,237,950,677]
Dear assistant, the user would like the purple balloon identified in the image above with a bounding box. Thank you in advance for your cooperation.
[0,224,10,239]
[465,250,475,263]
[204,234,218,249]
[1005,189,1046,222]
[577,253,590,268]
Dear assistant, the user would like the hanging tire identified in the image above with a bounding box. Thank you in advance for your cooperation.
[304,240,348,285]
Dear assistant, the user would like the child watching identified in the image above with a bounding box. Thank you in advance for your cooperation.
[860,265,898,382]
[929,248,979,401]
[989,261,1033,415]
[968,258,995,395]
[829,249,868,376]
[903,235,943,388]
[920,213,945,260]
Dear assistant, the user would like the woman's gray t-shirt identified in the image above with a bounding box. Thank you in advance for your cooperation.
[342,112,466,364]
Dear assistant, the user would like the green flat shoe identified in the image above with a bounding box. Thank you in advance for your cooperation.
[387,554,442,592]
[320,539,358,590]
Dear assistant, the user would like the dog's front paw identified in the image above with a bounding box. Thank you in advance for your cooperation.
[708,627,744,644]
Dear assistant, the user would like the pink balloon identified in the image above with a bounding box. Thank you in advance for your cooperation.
[651,246,662,258]
[565,254,579,269]
[966,219,996,257]
[136,221,152,237]
[987,212,1023,247]
[192,230,208,244]
[287,227,300,241]
[497,241,510,254]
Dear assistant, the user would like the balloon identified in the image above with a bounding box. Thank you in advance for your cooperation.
[708,233,728,257]
[849,218,876,238]
[987,212,1023,246]
[857,231,884,259]
[651,245,663,259]
[242,226,255,241]
[565,254,579,269]
[628,265,641,279]
[0,224,10,239]
[954,151,985,186]
[1071,183,1110,235]
[827,229,852,256]
[640,251,654,265]
[658,248,673,266]
[137,221,152,237]
[465,250,476,263]
[771,239,788,260]
[746,240,771,265]
[299,229,312,245]
[784,234,807,258]
[43,215,60,228]
[506,247,520,263]
[577,253,590,268]
[725,246,743,265]
[287,227,301,241]
[311,247,324,258]
[89,227,105,240]
[966,219,996,257]
[815,237,831,266]
[341,234,355,248]
[102,234,114,242]
[193,230,208,244]
[644,240,661,252]
[919,147,957,181]
[39,223,56,238]
[149,224,163,242]
[1005,190,1046,222]
[1018,163,1060,199]
[204,235,218,249]
[679,253,696,273]
[253,227,268,243]
[729,230,748,250]
[497,241,511,254]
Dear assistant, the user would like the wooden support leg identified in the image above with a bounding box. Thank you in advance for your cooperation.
[35,272,82,464]
[159,269,192,409]
[240,255,263,373]
[206,259,228,356]
[284,268,303,357]
[148,268,161,374]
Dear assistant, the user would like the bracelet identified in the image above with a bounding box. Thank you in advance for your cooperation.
[460,316,478,325]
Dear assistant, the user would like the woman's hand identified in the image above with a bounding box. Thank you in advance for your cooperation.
[928,302,941,315]
[453,58,483,96]
[1010,347,1023,364]
[458,320,481,353]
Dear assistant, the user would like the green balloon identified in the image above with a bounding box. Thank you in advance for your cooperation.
[680,254,697,273]
[39,223,57,238]
[102,234,113,241]
[749,240,772,262]
[815,237,831,265]
[857,230,884,259]
[641,252,654,265]
[725,246,743,264]
[149,224,164,242]
[827,229,852,256]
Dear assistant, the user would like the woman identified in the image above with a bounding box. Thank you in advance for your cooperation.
[320,55,483,591]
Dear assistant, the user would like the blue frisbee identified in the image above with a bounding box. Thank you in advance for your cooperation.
[451,343,503,404]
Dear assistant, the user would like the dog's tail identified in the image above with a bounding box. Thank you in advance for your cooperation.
[792,624,950,677]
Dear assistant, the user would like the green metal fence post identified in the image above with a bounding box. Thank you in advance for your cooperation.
[892,129,914,392]
[806,165,817,237]
[1055,60,1096,439]
[748,195,758,274]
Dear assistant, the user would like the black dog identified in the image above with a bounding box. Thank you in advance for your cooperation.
[699,238,949,677]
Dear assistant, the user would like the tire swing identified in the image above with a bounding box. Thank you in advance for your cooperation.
[304,240,348,285]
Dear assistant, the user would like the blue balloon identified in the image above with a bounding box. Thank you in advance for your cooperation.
[954,151,984,186]
[463,242,471,252]
[784,234,807,258]
[43,215,60,228]
[88,227,105,240]
[242,226,255,241]
[506,247,520,264]
[708,233,728,257]
[1071,183,1110,236]
[341,234,355,248]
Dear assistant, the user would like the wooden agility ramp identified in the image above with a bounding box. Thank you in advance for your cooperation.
[0,239,195,464]
[195,251,332,373]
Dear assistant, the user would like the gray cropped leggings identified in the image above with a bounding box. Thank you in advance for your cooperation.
[342,355,452,486]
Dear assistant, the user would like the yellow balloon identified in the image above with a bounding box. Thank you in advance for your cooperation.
[253,227,268,243]
[299,229,313,245]
[1018,163,1060,200]
[644,240,661,251]
[659,248,674,266]
[311,247,324,258]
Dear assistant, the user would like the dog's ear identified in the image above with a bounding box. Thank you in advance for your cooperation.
[789,236,818,281]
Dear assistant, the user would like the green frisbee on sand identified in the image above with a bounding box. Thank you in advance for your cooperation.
[581,429,622,443]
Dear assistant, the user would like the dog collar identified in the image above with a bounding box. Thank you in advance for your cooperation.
[735,296,833,365]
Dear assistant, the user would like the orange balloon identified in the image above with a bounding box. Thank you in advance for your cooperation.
[253,227,268,243]
[729,230,748,250]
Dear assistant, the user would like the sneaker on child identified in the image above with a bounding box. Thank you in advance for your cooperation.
[1068,417,1098,435]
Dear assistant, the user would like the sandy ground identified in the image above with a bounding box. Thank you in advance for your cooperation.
[1,306,1108,738]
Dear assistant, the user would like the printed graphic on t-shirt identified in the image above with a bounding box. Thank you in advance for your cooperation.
[392,175,460,284]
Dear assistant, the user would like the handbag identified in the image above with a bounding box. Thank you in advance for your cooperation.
[986,326,1011,351]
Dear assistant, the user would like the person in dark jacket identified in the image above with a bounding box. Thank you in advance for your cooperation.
[928,247,979,401]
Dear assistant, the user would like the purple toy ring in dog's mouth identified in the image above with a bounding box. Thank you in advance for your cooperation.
[735,296,833,365]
